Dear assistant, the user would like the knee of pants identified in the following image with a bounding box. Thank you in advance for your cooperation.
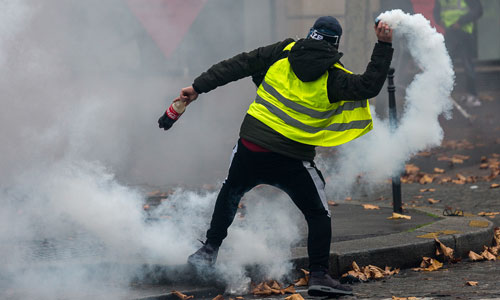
[304,208,331,222]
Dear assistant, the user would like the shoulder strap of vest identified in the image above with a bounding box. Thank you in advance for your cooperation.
[251,41,295,87]
[332,62,353,74]
[283,41,296,51]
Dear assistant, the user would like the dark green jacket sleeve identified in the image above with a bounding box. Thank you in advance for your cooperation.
[192,38,294,94]
[327,42,394,102]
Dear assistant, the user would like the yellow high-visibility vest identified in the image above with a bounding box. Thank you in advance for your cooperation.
[439,0,474,34]
[247,41,373,147]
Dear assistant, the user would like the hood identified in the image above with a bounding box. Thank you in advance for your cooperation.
[288,38,343,82]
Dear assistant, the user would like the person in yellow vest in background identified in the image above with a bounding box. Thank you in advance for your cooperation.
[159,16,393,297]
[434,0,483,107]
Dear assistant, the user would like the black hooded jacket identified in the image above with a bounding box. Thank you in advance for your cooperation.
[192,38,393,161]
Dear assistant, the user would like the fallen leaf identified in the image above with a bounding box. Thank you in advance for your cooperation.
[388,213,412,220]
[439,177,452,183]
[453,154,470,160]
[469,220,489,228]
[480,163,489,169]
[327,200,338,206]
[392,297,419,300]
[419,174,434,184]
[345,197,352,201]
[468,250,483,261]
[368,265,385,279]
[478,212,500,216]
[235,297,244,300]
[281,285,296,294]
[412,257,443,272]
[172,291,194,300]
[362,204,380,210]
[434,168,445,174]
[294,270,309,286]
[428,198,440,204]
[417,230,461,239]
[285,294,304,300]
[490,183,499,189]
[212,295,224,300]
[480,249,496,261]
[414,195,424,199]
[405,164,420,173]
[435,238,454,260]
[466,281,478,286]
[270,280,281,290]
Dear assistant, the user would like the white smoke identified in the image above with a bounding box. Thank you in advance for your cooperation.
[324,9,454,198]
[0,1,301,299]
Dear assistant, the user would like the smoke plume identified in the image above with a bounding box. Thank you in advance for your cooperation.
[323,9,454,198]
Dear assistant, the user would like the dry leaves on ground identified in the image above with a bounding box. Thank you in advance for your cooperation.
[285,294,304,300]
[327,200,338,206]
[420,188,436,192]
[212,295,224,300]
[468,250,484,261]
[442,139,474,150]
[362,204,380,210]
[434,168,445,174]
[478,212,500,217]
[412,257,443,272]
[491,183,500,189]
[434,238,455,261]
[480,247,497,261]
[468,245,498,262]
[466,281,479,286]
[252,280,296,296]
[294,269,309,287]
[342,261,399,281]
[428,198,440,204]
[172,291,194,300]
[387,212,412,220]
[392,297,419,300]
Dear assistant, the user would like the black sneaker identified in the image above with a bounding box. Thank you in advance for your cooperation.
[187,241,219,267]
[308,271,353,297]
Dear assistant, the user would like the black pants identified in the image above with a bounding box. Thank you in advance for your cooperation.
[445,28,477,96]
[206,139,332,271]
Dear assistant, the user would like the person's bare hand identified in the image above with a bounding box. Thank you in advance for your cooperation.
[374,21,393,43]
[179,86,198,106]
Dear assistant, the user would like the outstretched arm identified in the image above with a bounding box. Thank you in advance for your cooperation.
[327,21,394,102]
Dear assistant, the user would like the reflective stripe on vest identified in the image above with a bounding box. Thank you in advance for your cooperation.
[246,41,373,147]
[439,0,474,34]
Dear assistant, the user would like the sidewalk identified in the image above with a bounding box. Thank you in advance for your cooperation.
[130,202,495,300]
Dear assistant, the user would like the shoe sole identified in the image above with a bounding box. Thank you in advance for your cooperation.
[308,285,353,297]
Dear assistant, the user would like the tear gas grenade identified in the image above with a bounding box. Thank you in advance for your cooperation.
[158,99,186,131]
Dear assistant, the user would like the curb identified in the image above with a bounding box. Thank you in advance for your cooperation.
[290,207,495,277]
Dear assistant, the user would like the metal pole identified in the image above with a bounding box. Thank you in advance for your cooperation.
[387,68,403,214]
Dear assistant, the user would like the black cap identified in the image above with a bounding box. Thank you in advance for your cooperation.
[307,16,342,47]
